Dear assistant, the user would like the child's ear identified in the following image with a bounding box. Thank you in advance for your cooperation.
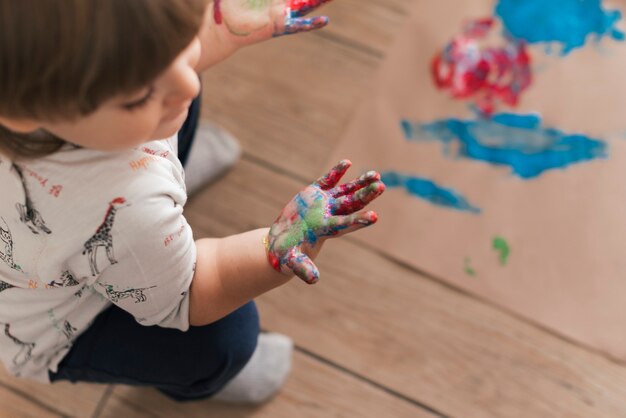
[0,117,41,133]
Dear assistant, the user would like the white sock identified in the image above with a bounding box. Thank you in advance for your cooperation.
[183,121,241,195]
[212,333,293,404]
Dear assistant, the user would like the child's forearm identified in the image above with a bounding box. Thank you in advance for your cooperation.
[188,228,291,326]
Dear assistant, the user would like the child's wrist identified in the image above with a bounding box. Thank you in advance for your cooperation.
[263,229,283,274]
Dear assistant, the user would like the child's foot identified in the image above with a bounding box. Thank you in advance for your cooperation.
[183,122,241,195]
[212,332,293,404]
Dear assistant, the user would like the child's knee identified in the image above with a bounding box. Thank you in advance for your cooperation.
[163,302,260,400]
[196,301,260,376]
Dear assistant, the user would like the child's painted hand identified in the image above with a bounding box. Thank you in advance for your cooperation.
[214,0,331,41]
[266,160,385,284]
[197,1,332,71]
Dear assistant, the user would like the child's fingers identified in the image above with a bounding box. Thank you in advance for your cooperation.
[286,248,320,284]
[330,170,381,198]
[287,0,333,18]
[329,211,379,237]
[313,159,351,190]
[280,15,329,36]
[332,181,385,215]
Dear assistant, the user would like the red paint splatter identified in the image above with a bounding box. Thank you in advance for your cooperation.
[267,251,281,272]
[432,17,532,115]
[213,0,223,25]
[288,0,330,16]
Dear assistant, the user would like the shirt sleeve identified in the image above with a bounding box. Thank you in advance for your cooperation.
[91,188,197,331]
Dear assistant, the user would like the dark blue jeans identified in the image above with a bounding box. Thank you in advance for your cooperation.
[49,96,260,401]
[176,92,202,168]
[49,302,260,401]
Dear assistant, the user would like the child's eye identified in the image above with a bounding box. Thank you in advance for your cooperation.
[122,86,155,111]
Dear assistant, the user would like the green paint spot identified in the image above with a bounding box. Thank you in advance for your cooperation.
[493,236,510,265]
[464,257,476,277]
[303,200,326,231]
[245,0,270,9]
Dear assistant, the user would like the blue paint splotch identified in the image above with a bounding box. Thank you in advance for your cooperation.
[401,113,607,179]
[495,0,624,55]
[381,171,481,214]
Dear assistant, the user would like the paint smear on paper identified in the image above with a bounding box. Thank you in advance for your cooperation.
[381,171,481,213]
[464,257,476,276]
[432,17,531,115]
[401,113,607,179]
[495,0,624,55]
[492,236,510,265]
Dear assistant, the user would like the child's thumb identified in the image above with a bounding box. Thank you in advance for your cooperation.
[286,248,320,284]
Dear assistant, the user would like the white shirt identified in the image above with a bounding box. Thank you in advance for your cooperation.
[0,136,196,382]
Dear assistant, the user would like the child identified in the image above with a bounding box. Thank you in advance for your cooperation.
[0,0,385,404]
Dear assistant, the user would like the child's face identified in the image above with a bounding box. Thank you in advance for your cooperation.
[4,37,202,152]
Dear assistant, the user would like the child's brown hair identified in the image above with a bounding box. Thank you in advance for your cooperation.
[0,0,208,159]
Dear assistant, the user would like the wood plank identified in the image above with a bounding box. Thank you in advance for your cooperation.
[97,351,428,418]
[0,385,61,418]
[184,158,626,417]
[0,365,107,418]
[319,0,412,52]
[200,34,377,181]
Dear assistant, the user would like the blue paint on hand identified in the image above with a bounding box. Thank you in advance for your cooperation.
[381,171,481,213]
[495,0,624,55]
[402,113,607,179]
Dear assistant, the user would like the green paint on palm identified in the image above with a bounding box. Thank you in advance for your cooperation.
[493,236,510,265]
[221,0,272,36]
[278,226,303,250]
[303,199,326,230]
[275,199,326,251]
[245,0,270,9]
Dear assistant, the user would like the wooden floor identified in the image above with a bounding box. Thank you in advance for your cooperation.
[5,1,626,417]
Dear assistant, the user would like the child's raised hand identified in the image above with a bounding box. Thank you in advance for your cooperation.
[266,160,385,284]
[213,0,332,41]
[197,1,333,71]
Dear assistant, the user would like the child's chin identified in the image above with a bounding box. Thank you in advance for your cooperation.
[153,110,189,139]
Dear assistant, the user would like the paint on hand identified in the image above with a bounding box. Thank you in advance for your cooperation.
[492,236,510,265]
[280,15,329,36]
[401,113,607,179]
[267,160,385,284]
[214,0,330,37]
[495,0,624,55]
[287,0,331,16]
[432,17,532,115]
[214,0,223,24]
[381,171,481,214]
[464,257,476,277]
[214,0,273,36]
[279,0,331,36]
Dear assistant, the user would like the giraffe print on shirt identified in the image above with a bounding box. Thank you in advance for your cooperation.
[2,323,35,366]
[98,283,156,304]
[11,164,52,235]
[62,320,77,340]
[0,280,14,293]
[0,218,22,272]
[46,270,79,288]
[83,197,130,276]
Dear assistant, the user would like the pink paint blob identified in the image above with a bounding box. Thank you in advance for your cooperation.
[431,17,532,115]
[213,0,223,24]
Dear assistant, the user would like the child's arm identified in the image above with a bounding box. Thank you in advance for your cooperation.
[195,0,332,72]
[188,160,385,326]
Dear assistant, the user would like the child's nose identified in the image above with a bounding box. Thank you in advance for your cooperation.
[180,71,201,101]
[165,67,201,107]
